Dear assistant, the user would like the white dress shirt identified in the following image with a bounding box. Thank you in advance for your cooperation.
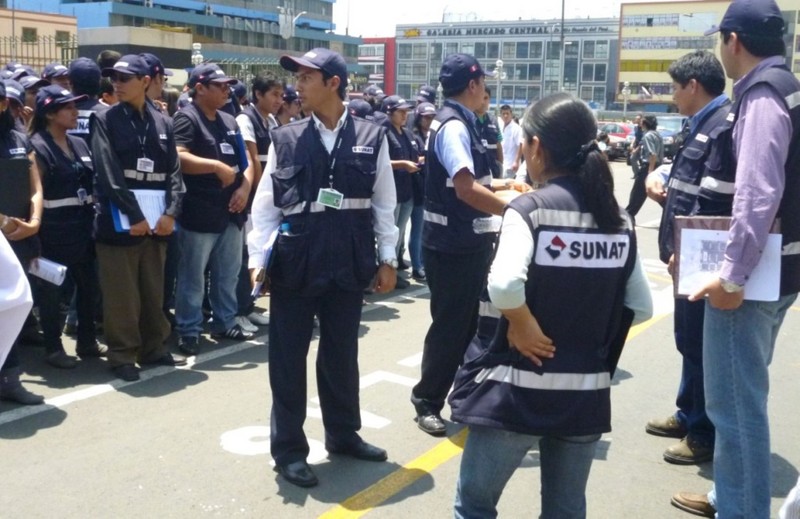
[247,109,398,269]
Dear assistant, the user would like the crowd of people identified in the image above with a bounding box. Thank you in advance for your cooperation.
[1,0,800,516]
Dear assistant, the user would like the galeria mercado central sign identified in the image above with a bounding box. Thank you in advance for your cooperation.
[406,25,613,38]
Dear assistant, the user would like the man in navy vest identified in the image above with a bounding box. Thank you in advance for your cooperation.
[673,1,800,517]
[643,51,731,467]
[411,53,509,436]
[247,48,398,488]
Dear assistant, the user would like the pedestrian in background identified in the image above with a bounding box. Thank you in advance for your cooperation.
[408,101,437,282]
[625,114,662,221]
[475,88,503,179]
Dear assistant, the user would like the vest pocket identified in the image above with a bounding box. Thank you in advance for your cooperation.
[272,165,304,208]
[342,158,377,196]
[270,231,310,290]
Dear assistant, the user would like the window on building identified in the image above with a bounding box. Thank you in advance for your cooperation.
[516,42,529,59]
[502,42,516,60]
[529,63,542,81]
[55,30,71,45]
[582,63,606,82]
[412,43,428,60]
[529,41,543,59]
[398,63,413,80]
[412,63,427,79]
[544,80,558,95]
[474,42,486,59]
[514,85,528,102]
[528,85,542,102]
[501,85,513,102]
[430,42,442,61]
[397,83,413,99]
[21,27,37,43]
[583,40,609,60]
[515,63,527,81]
[398,43,412,60]
[486,42,499,59]
[444,42,458,56]
[462,42,474,56]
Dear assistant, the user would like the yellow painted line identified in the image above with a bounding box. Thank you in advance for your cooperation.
[320,313,668,518]
[647,272,674,284]
[319,429,468,519]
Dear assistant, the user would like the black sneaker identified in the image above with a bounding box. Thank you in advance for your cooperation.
[211,324,254,341]
[76,340,108,359]
[397,258,410,271]
[140,352,188,367]
[112,364,140,382]
[395,277,410,290]
[178,336,200,356]
[411,269,426,282]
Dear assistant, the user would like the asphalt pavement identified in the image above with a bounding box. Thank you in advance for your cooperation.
[1,160,798,518]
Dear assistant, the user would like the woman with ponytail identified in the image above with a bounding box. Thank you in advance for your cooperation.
[450,93,653,518]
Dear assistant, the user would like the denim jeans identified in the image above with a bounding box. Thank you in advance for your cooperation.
[394,199,414,263]
[175,223,243,338]
[409,204,424,272]
[704,294,797,519]
[455,425,600,519]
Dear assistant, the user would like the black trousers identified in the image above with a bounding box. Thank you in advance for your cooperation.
[38,256,98,353]
[268,284,363,466]
[625,162,648,218]
[412,246,493,415]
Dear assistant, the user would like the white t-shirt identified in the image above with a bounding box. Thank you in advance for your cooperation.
[501,120,523,169]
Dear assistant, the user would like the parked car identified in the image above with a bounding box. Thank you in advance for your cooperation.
[656,115,688,161]
[604,134,628,161]
[597,121,636,162]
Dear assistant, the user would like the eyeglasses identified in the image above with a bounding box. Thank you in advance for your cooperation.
[208,82,231,91]
[110,73,140,83]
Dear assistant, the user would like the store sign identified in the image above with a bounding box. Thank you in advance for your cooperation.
[221,15,281,35]
[421,25,613,38]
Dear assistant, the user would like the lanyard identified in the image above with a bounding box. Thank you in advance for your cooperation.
[123,106,150,157]
[313,114,349,189]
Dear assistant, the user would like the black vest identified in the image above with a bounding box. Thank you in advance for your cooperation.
[658,100,733,263]
[174,102,245,233]
[476,113,502,178]
[92,102,176,246]
[722,64,800,295]
[69,98,107,144]
[384,123,419,204]
[31,131,94,264]
[1,130,39,264]
[241,104,271,172]
[268,114,384,296]
[423,101,495,254]
[449,176,636,436]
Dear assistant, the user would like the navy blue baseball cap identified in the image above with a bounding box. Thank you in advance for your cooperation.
[704,0,785,37]
[10,65,37,81]
[232,82,247,99]
[19,75,50,91]
[363,84,383,97]
[439,53,486,91]
[416,85,437,104]
[188,63,237,88]
[280,48,347,91]
[415,102,437,118]
[35,85,87,113]
[2,79,25,106]
[101,54,151,77]
[380,95,414,113]
[348,98,372,118]
[69,57,101,85]
[282,85,298,102]
[140,52,173,77]
[42,62,69,80]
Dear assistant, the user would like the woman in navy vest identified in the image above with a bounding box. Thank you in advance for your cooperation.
[0,82,46,405]
[450,94,653,518]
[30,85,106,369]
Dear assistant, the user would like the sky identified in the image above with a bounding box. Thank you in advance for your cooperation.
[330,0,692,38]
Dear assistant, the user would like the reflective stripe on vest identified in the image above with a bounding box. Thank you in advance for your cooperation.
[43,195,94,209]
[123,170,168,182]
[445,175,492,188]
[282,198,372,215]
[478,299,501,319]
[786,91,800,110]
[668,177,700,196]
[699,176,735,194]
[476,364,611,391]
[527,208,602,230]
[423,209,448,226]
[782,241,800,255]
[258,154,269,162]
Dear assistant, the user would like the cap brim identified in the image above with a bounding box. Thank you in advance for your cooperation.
[397,102,414,111]
[22,79,50,89]
[280,55,320,73]
[209,77,238,85]
[164,69,174,76]
[704,25,721,36]
[101,67,137,77]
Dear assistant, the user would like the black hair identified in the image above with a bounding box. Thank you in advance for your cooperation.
[251,73,284,101]
[521,93,623,233]
[320,70,347,101]
[721,30,786,58]
[484,87,491,96]
[72,77,100,98]
[0,97,14,134]
[668,50,726,97]
[597,132,609,143]
[96,50,121,70]
[642,114,658,131]
[500,104,512,112]
[99,77,114,97]
[161,86,180,116]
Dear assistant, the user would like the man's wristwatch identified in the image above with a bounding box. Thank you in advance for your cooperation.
[381,258,398,269]
[720,278,744,293]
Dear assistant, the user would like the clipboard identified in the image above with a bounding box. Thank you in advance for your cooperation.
[674,216,781,302]
[0,158,32,218]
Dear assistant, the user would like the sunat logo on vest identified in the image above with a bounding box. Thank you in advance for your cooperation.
[536,230,629,269]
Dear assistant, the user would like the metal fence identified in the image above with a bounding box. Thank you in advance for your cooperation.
[0,35,79,71]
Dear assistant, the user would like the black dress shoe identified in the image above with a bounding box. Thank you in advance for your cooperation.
[327,440,388,462]
[275,460,318,488]
[76,340,108,359]
[112,364,140,382]
[178,336,199,356]
[140,353,188,367]
[415,413,447,436]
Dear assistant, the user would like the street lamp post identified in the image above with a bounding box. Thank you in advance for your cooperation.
[558,0,565,92]
[436,83,443,109]
[495,58,504,117]
[622,81,631,121]
[191,42,204,67]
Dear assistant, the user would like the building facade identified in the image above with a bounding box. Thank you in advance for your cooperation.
[618,0,800,111]
[358,36,395,95]
[0,7,78,70]
[395,18,620,112]
[9,0,361,75]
